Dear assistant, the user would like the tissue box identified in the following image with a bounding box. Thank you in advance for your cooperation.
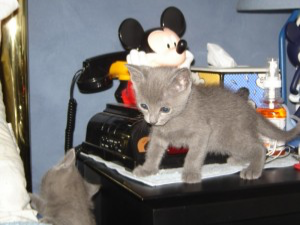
[191,67,272,108]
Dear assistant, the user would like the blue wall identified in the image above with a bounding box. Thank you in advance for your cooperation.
[28,0,293,192]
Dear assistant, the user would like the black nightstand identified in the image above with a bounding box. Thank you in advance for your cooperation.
[77,152,300,225]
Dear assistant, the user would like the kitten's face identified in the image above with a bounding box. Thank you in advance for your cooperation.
[127,65,191,126]
[138,97,173,126]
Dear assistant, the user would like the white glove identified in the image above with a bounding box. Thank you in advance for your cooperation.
[126,49,148,66]
[191,72,204,85]
[179,50,194,69]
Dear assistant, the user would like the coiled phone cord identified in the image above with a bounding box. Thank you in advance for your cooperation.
[64,69,83,152]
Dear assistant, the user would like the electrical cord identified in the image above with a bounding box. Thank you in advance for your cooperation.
[265,139,292,164]
[264,107,300,164]
[65,69,83,152]
[265,146,291,164]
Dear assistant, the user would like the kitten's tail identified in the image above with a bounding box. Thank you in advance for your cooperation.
[257,114,300,141]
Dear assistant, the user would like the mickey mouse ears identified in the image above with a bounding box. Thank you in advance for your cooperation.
[118,6,186,51]
[161,6,186,37]
[119,18,144,50]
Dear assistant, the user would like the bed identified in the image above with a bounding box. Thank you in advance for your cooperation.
[0,82,39,224]
[0,1,44,224]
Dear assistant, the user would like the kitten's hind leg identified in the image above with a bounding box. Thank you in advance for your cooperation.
[240,143,266,180]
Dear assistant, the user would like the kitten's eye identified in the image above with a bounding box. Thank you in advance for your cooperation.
[160,107,170,113]
[140,103,148,110]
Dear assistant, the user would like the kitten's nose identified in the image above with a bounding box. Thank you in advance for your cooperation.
[149,116,158,125]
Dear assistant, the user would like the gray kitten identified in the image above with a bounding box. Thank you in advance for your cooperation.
[30,149,100,225]
[127,65,300,183]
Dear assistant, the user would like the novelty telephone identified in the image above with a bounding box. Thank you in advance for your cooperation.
[66,51,192,170]
[65,7,225,170]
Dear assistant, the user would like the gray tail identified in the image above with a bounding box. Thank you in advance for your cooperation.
[257,114,300,141]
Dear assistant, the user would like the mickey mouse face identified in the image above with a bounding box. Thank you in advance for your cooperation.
[146,28,187,66]
[148,28,180,54]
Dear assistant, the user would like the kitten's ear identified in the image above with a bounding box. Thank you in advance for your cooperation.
[61,148,76,168]
[126,64,145,86]
[169,68,191,93]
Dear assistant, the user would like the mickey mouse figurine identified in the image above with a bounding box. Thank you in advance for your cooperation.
[287,16,300,117]
[119,6,194,68]
[115,6,196,105]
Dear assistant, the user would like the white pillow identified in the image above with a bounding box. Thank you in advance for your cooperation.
[0,0,19,44]
[0,82,38,222]
[0,0,18,20]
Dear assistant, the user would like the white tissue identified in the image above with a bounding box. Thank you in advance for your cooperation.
[207,43,237,68]
[81,152,297,187]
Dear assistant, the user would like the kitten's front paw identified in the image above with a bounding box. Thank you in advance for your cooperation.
[182,171,201,184]
[240,167,262,180]
[133,165,158,177]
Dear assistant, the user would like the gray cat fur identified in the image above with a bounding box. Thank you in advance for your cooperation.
[29,149,100,225]
[127,65,300,183]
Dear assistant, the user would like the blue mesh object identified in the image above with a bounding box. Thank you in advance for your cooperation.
[223,73,264,107]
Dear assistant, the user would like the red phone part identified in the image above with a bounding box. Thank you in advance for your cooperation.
[121,81,136,106]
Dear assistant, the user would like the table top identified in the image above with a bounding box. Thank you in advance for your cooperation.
[77,152,300,206]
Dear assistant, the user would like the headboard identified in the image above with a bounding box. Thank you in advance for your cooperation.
[0,0,31,191]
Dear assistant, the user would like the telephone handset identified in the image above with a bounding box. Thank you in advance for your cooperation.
[65,51,128,151]
[77,51,127,93]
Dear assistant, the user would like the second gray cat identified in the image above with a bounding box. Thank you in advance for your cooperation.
[30,149,100,225]
[127,65,300,183]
